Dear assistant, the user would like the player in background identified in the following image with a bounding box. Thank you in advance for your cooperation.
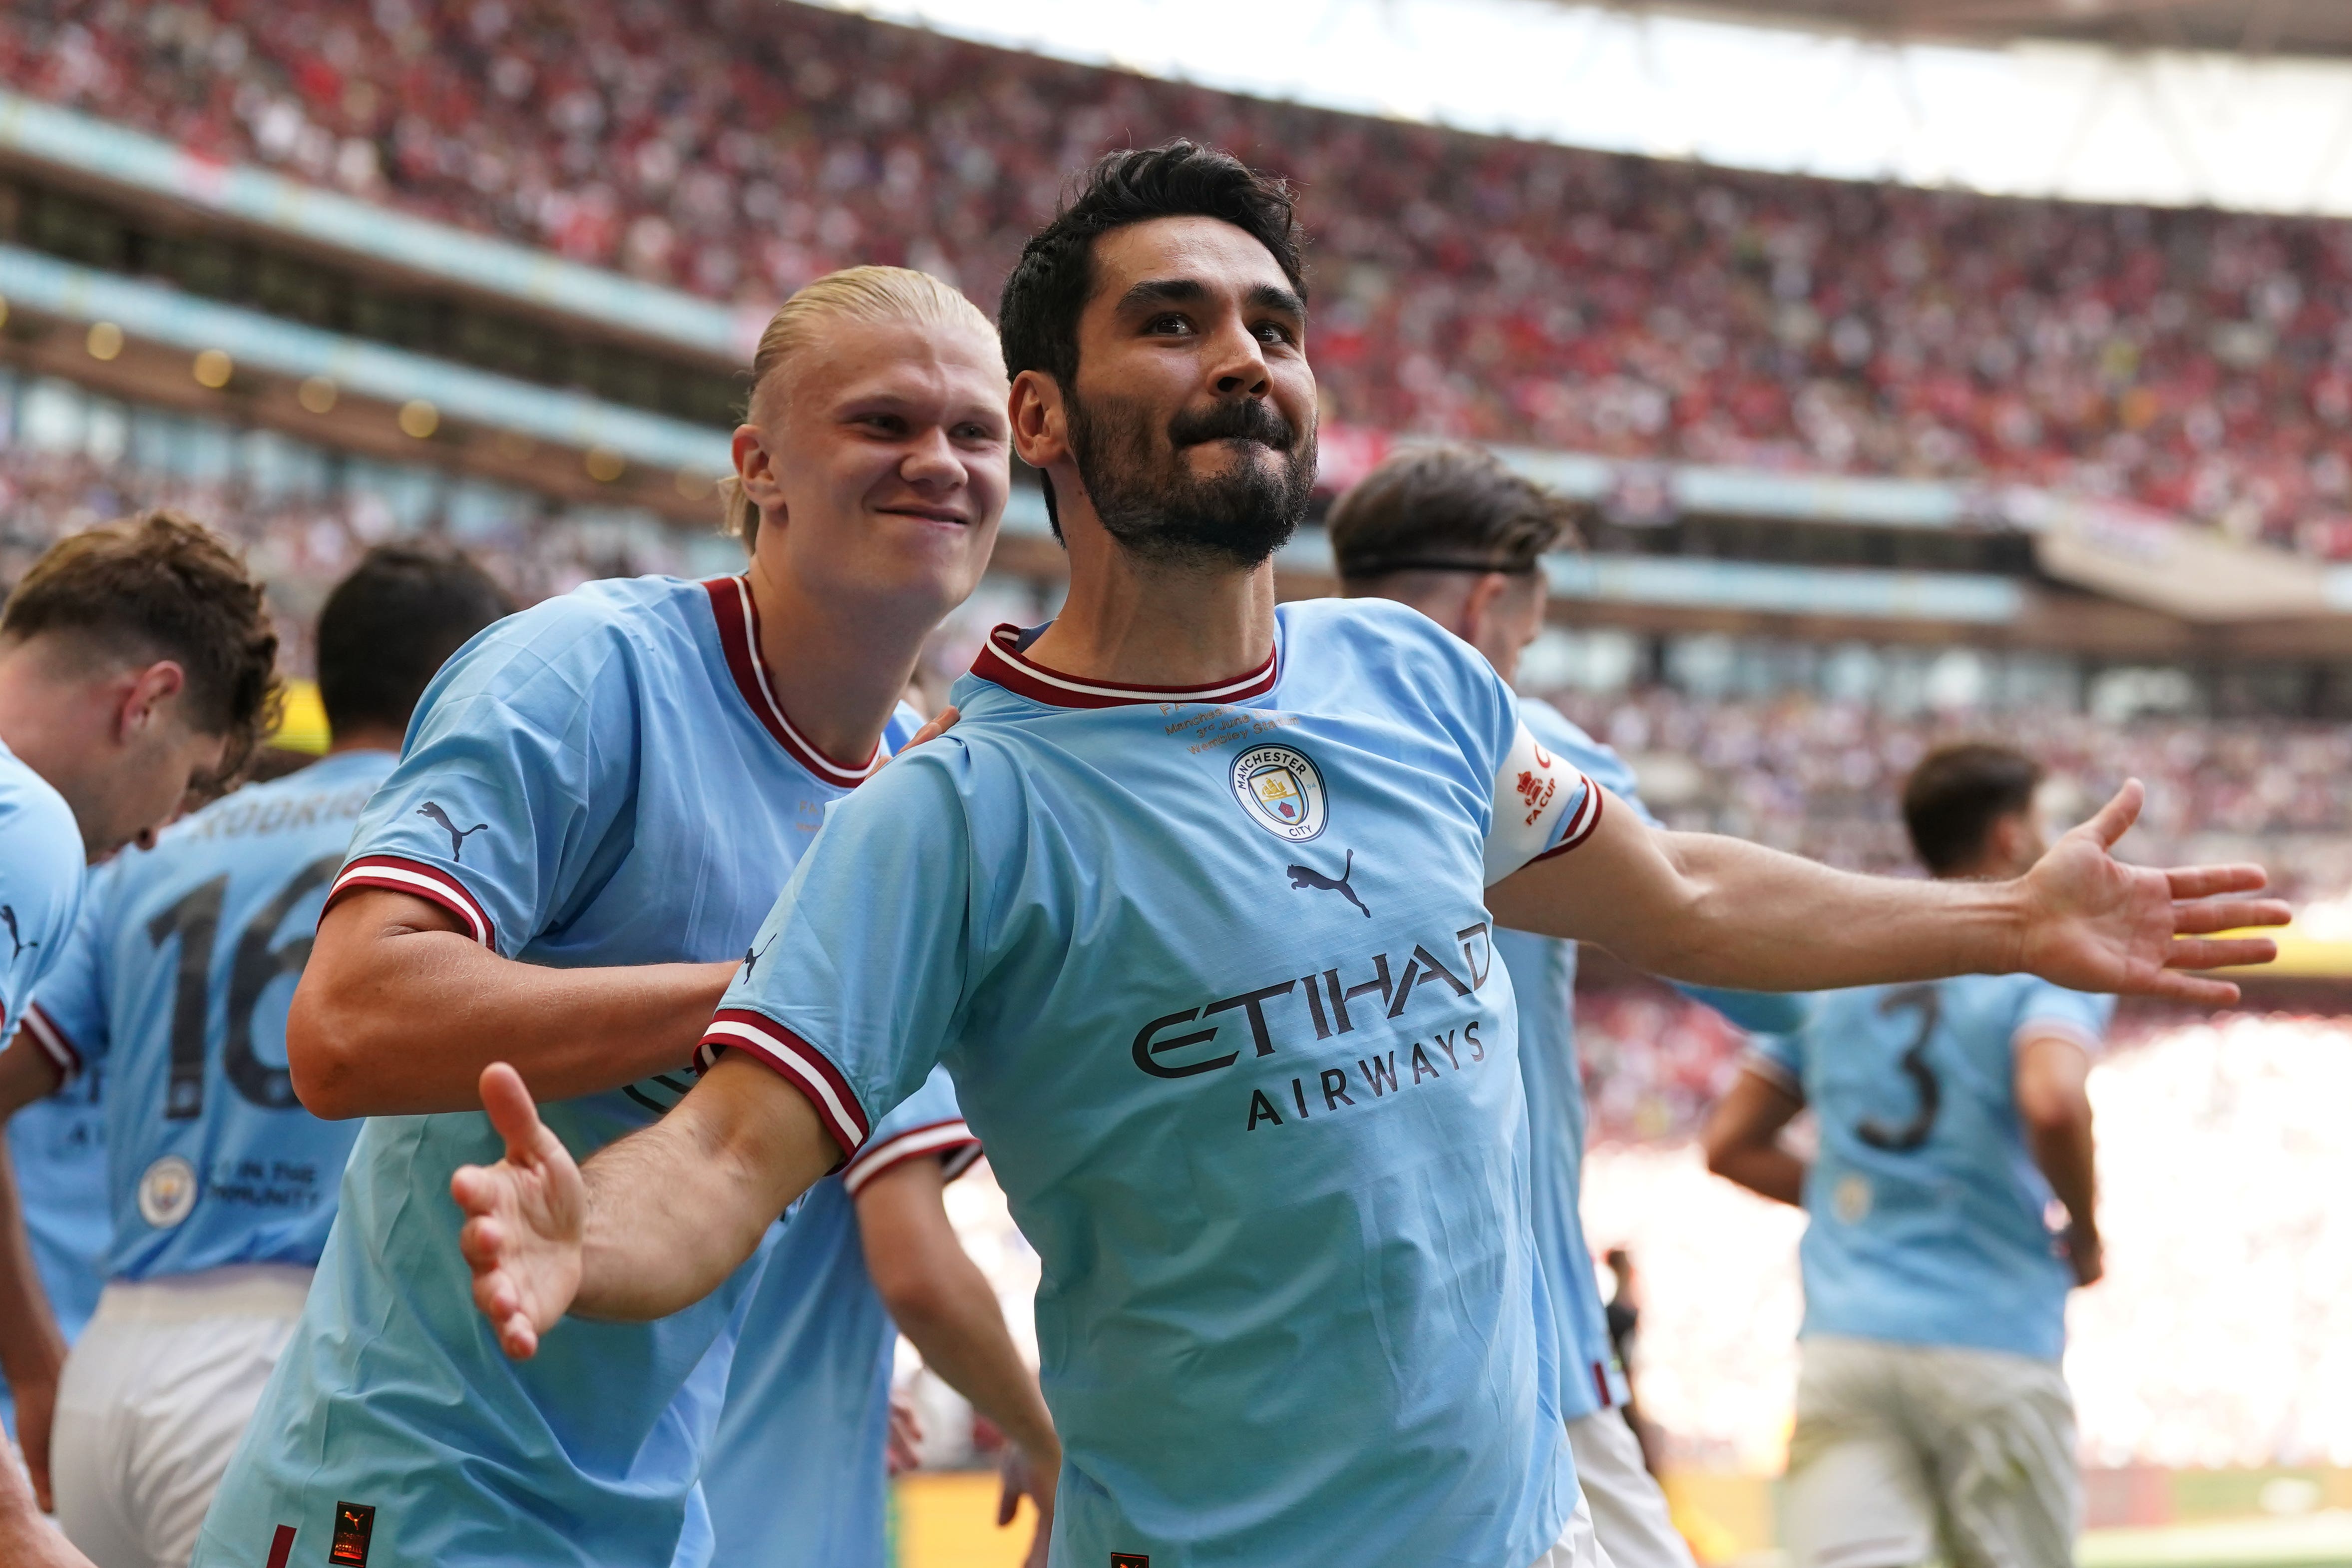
[195,267,1055,1568]
[447,144,2283,1568]
[0,546,509,1568]
[0,514,278,1568]
[1703,743,2114,1568]
[1327,444,1808,1568]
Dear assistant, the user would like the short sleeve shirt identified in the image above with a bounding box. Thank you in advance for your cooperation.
[200,576,925,1568]
[702,599,1600,1568]
[700,1067,980,1568]
[1746,973,2113,1361]
[0,738,99,1434]
[24,750,394,1280]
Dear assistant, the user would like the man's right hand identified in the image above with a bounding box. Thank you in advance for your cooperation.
[452,1064,584,1359]
[2065,1224,2105,1288]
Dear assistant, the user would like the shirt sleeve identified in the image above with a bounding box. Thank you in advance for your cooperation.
[322,604,635,956]
[1519,698,1659,830]
[20,867,112,1086]
[1741,1029,1807,1098]
[840,1064,981,1197]
[694,748,975,1162]
[2011,980,2114,1057]
[0,781,85,1041]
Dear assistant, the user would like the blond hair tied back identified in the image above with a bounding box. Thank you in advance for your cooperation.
[721,267,998,548]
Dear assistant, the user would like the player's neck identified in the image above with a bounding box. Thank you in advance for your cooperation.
[0,646,99,804]
[1024,521,1279,689]
[326,723,405,757]
[741,557,927,765]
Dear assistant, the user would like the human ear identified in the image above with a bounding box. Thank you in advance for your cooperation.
[732,423,787,520]
[116,660,186,740]
[1459,571,1513,647]
[1008,371,1069,471]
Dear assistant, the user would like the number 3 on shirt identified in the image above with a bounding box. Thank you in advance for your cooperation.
[1856,983,1941,1153]
[146,854,341,1120]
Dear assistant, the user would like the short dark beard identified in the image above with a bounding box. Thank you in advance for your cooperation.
[1064,387,1316,570]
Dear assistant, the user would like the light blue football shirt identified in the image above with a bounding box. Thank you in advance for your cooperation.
[700,1067,980,1568]
[197,575,923,1568]
[1748,974,2114,1362]
[699,599,1607,1568]
[22,750,392,1281]
[1497,698,1810,1427]
[0,737,101,1438]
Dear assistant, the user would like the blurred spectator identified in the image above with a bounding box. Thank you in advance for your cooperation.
[5,0,2352,549]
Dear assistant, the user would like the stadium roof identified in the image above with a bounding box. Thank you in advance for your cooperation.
[1664,1,2352,56]
[824,0,2352,216]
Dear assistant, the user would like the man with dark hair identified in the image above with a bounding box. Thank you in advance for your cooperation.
[0,545,506,1568]
[1902,744,2044,878]
[450,144,2279,1568]
[1331,443,1805,1568]
[1704,742,2112,1568]
[0,512,277,1566]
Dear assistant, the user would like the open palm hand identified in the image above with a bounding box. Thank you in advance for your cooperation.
[451,1063,585,1360]
[2016,780,2289,1004]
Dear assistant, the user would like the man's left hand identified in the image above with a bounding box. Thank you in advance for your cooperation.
[2015,780,2288,1003]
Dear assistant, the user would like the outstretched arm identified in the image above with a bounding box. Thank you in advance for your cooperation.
[1702,1069,1807,1206]
[452,1056,838,1356]
[0,1038,65,1508]
[856,1160,1059,1567]
[289,891,738,1119]
[1492,780,2284,1004]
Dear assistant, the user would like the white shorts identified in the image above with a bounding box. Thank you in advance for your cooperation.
[1783,1335,2078,1568]
[53,1265,312,1568]
[1566,1408,1694,1568]
[1528,1487,1616,1568]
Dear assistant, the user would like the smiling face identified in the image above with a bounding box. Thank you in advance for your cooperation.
[733,312,1010,620]
[1030,215,1318,570]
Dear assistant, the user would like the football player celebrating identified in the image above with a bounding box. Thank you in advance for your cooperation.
[194,268,1054,1568]
[1705,744,2117,1568]
[1328,443,1806,1568]
[0,514,278,1566]
[0,546,507,1568]
[451,145,2283,1568]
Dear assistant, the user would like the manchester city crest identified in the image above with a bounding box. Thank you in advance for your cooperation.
[1229,743,1328,842]
[138,1154,198,1229]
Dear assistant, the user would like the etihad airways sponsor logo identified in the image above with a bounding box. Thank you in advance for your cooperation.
[1241,1017,1490,1132]
[1131,923,1493,1080]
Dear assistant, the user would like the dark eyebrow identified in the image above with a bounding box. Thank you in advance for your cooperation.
[1115,278,1306,322]
[1117,277,1210,313]
[1247,282,1307,321]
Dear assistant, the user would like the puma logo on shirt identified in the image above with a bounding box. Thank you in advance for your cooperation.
[1287,850,1370,918]
[417,802,489,862]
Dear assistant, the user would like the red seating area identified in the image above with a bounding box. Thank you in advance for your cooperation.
[6,1,2352,553]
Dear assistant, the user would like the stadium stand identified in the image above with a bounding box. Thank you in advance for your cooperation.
[6,0,2350,555]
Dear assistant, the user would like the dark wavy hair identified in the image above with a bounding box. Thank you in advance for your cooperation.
[999,142,1306,536]
[1902,743,2045,876]
[317,544,512,737]
[2,510,280,781]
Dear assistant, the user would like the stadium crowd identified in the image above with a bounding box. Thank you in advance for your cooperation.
[1548,685,2352,902]
[5,432,2342,904]
[9,0,2352,553]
